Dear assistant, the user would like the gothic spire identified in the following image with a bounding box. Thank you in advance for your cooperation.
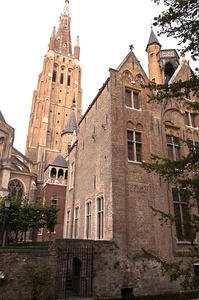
[54,0,72,55]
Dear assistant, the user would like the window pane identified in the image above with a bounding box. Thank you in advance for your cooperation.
[167,145,173,159]
[175,147,180,160]
[191,114,196,127]
[128,142,134,160]
[133,92,139,109]
[166,135,172,144]
[136,144,142,161]
[127,130,133,141]
[125,90,131,107]
[172,188,179,202]
[174,203,183,240]
[184,112,189,125]
[135,132,141,142]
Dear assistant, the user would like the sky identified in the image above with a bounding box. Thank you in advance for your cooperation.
[0,0,195,153]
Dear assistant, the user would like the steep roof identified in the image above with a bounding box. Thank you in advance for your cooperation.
[62,110,77,134]
[0,111,6,122]
[146,28,161,51]
[51,154,68,168]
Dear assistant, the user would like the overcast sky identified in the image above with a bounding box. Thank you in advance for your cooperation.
[0,0,194,153]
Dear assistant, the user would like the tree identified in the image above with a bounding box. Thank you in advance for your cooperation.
[152,0,199,61]
[0,196,59,244]
[140,0,199,290]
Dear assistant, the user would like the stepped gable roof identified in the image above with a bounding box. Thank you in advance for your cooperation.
[62,110,77,134]
[146,28,161,51]
[0,111,6,122]
[51,154,68,168]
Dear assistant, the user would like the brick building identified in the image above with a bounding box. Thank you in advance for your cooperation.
[1,0,198,297]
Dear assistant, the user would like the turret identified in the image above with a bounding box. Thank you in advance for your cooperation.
[146,28,163,84]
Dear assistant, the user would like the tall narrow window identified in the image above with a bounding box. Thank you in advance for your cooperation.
[125,89,140,109]
[97,196,104,239]
[52,71,57,82]
[86,201,92,239]
[60,73,64,84]
[184,112,196,127]
[66,210,70,238]
[67,75,71,86]
[69,162,75,189]
[127,130,142,162]
[166,135,180,160]
[133,92,139,109]
[172,188,192,241]
[74,207,79,238]
[125,90,132,107]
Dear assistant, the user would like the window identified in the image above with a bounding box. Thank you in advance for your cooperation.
[60,73,64,84]
[69,162,75,189]
[166,135,180,160]
[187,140,199,152]
[74,207,79,238]
[8,179,24,199]
[125,89,140,109]
[66,210,70,238]
[184,112,196,127]
[52,70,57,82]
[127,130,142,162]
[67,75,71,86]
[97,196,104,239]
[51,198,57,206]
[86,201,92,239]
[172,188,192,241]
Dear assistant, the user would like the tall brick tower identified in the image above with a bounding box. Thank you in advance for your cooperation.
[25,0,82,182]
[146,28,163,83]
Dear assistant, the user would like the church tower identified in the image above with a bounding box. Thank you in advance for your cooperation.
[25,1,82,179]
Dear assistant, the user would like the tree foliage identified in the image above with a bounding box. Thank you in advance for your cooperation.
[0,196,59,242]
[152,0,199,61]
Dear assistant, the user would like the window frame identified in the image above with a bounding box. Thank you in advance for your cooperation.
[184,111,196,128]
[74,206,79,238]
[86,201,92,239]
[127,129,142,162]
[166,135,181,161]
[172,188,192,242]
[125,88,140,110]
[66,210,70,238]
[96,196,104,240]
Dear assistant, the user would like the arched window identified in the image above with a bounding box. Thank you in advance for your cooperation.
[51,168,57,178]
[8,179,24,199]
[58,169,64,178]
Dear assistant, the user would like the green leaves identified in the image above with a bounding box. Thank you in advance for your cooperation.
[0,196,59,240]
[152,0,199,61]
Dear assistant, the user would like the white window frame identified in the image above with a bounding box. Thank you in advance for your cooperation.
[96,196,104,240]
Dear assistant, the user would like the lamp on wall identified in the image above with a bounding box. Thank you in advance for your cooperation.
[0,194,11,247]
